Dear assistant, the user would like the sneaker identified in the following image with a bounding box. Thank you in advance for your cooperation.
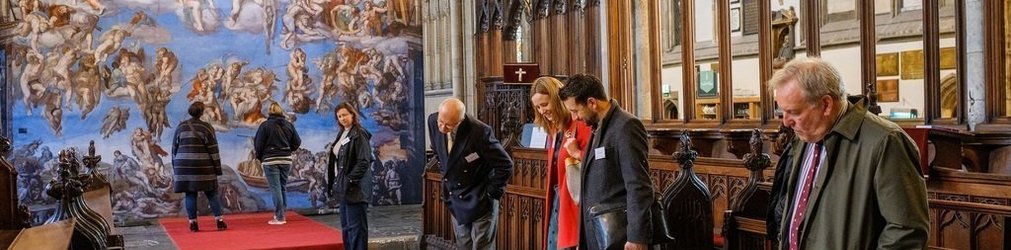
[267,219,286,225]
[216,219,227,231]
[189,221,199,232]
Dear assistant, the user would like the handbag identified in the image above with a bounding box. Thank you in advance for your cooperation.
[589,200,675,248]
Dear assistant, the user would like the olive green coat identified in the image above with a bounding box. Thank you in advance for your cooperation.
[778,99,930,250]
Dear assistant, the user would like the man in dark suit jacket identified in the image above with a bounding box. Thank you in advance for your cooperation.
[428,98,514,250]
[560,74,656,250]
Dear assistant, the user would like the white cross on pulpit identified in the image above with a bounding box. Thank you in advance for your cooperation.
[515,68,527,82]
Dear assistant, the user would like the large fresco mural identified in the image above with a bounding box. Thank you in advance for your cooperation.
[5,0,424,224]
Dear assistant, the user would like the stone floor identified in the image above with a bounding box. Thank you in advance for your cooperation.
[120,205,423,250]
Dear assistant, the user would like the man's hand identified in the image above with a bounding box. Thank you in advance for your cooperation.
[624,242,648,250]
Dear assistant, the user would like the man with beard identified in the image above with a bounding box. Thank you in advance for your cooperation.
[559,74,659,250]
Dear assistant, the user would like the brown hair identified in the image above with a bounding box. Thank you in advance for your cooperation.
[334,102,361,127]
[530,76,572,134]
[268,102,285,116]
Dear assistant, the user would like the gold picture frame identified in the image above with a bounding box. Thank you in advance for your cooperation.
[877,79,899,102]
[901,50,924,80]
[940,47,957,70]
[876,53,899,76]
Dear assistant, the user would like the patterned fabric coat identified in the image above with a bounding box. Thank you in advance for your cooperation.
[171,118,222,193]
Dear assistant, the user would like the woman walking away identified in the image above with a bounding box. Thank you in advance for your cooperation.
[172,101,227,232]
[326,102,374,250]
[255,102,302,225]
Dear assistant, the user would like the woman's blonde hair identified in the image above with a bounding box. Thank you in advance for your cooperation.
[529,76,571,134]
[268,102,285,116]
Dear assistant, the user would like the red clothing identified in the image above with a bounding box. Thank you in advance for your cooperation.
[542,119,592,249]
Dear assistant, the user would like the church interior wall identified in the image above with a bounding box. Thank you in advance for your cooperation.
[5,0,426,224]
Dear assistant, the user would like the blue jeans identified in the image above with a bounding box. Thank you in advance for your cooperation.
[340,202,369,250]
[547,186,560,250]
[184,190,222,220]
[451,199,500,250]
[263,164,291,221]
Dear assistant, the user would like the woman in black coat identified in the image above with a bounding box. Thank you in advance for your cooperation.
[172,102,226,232]
[326,102,373,250]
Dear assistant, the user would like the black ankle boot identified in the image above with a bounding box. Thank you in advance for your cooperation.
[216,219,227,231]
[189,221,199,232]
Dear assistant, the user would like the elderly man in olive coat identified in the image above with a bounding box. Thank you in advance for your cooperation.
[770,58,929,250]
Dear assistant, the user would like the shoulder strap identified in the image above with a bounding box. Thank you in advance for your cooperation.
[185,120,204,144]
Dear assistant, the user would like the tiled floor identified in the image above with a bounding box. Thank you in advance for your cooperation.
[119,205,423,249]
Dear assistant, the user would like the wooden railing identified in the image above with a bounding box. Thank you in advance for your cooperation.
[422,127,1011,250]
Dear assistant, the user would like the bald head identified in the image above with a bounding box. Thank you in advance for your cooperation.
[437,98,466,134]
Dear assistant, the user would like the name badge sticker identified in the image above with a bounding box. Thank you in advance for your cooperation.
[339,138,350,146]
[594,147,606,160]
[465,152,480,163]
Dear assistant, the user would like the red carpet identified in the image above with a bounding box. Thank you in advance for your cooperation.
[161,212,343,250]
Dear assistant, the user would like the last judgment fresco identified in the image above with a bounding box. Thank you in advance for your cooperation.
[6,0,424,224]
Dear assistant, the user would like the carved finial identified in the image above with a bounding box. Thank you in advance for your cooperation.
[82,141,102,171]
[743,129,771,171]
[554,0,566,15]
[0,136,11,156]
[674,130,698,168]
[536,0,552,19]
[573,0,586,12]
[866,82,882,115]
[773,124,795,156]
[492,2,505,30]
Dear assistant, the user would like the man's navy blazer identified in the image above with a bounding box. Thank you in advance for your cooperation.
[428,113,514,225]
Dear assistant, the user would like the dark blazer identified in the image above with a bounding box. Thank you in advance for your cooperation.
[578,100,657,249]
[254,115,302,162]
[427,113,513,225]
[326,125,374,204]
[171,118,222,193]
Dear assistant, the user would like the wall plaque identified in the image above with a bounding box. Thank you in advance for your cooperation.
[877,79,899,102]
[940,47,957,70]
[876,53,899,76]
[901,50,924,80]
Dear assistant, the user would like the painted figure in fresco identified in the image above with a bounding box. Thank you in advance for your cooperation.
[222,60,248,100]
[315,49,340,112]
[187,68,209,101]
[19,49,45,116]
[18,12,50,52]
[263,0,277,54]
[73,53,104,119]
[54,46,79,109]
[285,48,312,113]
[154,48,179,89]
[121,53,149,104]
[327,4,360,36]
[361,1,387,36]
[82,0,106,15]
[178,0,213,32]
[19,0,39,18]
[43,90,64,136]
[143,88,173,140]
[111,150,156,196]
[101,106,130,138]
[280,0,327,50]
[94,28,131,65]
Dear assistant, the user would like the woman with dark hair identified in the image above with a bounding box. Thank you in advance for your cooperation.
[172,101,226,232]
[254,102,302,225]
[326,102,373,250]
[529,76,592,250]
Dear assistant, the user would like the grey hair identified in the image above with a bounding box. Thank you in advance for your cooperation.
[768,57,846,105]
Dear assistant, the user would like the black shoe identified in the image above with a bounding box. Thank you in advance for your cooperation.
[216,219,227,231]
[189,221,199,232]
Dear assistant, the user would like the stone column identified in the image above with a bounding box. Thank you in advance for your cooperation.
[965,0,985,130]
